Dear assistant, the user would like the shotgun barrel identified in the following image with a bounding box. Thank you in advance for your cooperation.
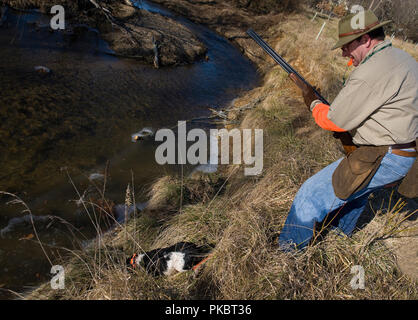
[247,28,329,105]
[246,28,357,155]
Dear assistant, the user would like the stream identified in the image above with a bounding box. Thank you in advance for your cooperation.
[0,0,259,298]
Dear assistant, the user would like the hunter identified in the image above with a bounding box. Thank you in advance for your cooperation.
[279,10,418,250]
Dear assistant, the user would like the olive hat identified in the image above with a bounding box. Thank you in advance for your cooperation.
[332,10,391,50]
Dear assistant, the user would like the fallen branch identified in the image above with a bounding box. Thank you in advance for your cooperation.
[88,0,111,14]
[87,0,144,49]
[152,35,160,68]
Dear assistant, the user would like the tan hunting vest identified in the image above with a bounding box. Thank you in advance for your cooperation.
[321,41,418,198]
[328,40,417,146]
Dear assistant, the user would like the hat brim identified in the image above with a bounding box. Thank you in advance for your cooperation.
[331,20,392,50]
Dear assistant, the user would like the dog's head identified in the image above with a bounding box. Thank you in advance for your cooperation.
[126,253,145,270]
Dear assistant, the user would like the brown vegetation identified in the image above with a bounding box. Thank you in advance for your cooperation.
[306,0,418,42]
[224,0,302,14]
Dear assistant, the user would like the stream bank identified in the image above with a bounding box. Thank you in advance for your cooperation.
[2,0,208,66]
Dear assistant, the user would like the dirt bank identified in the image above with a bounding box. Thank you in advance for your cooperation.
[1,0,207,66]
[1,0,294,67]
[147,0,300,66]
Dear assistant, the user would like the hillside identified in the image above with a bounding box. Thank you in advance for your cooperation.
[24,1,417,300]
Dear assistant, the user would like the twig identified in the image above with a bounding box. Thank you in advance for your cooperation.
[316,22,326,40]
[152,35,160,68]
[371,0,383,12]
[88,0,144,50]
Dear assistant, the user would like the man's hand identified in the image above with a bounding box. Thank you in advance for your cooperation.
[288,73,320,109]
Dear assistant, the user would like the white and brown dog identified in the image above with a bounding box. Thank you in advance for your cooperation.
[127,242,212,276]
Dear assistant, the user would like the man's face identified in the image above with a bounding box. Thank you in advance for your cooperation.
[341,37,365,67]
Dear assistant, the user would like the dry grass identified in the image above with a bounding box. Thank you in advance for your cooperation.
[24,9,418,300]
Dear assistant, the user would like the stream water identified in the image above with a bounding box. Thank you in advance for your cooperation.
[0,1,259,298]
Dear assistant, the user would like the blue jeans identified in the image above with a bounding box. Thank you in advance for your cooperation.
[279,149,416,251]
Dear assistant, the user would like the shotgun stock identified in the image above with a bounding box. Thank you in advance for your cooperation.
[246,28,357,155]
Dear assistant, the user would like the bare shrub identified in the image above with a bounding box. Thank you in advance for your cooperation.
[306,0,418,42]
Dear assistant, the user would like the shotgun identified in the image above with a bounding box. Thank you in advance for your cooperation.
[246,28,357,155]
